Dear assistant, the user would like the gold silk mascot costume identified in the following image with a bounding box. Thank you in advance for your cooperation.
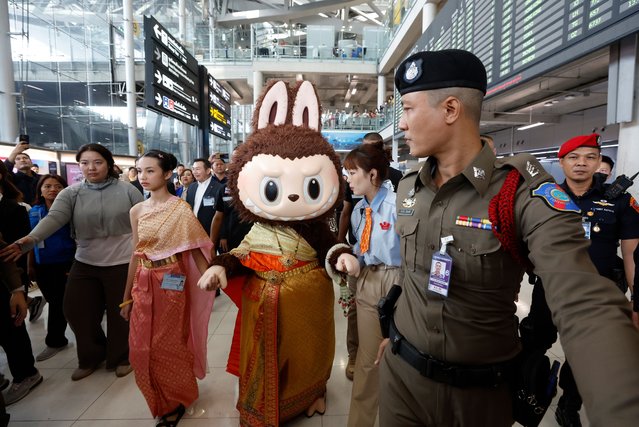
[204,80,352,426]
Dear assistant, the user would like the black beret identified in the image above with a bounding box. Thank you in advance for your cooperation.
[395,49,487,95]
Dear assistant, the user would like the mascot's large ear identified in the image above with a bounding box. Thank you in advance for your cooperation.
[256,81,289,130]
[291,80,321,131]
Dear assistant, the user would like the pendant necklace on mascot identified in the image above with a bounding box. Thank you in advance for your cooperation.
[274,227,300,268]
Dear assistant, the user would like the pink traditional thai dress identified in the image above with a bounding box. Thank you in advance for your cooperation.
[129,197,214,417]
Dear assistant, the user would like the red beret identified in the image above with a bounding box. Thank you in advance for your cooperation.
[558,133,601,158]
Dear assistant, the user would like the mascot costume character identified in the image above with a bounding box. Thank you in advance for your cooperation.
[198,80,359,426]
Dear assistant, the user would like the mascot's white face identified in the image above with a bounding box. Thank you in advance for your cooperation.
[237,153,339,221]
[231,80,342,223]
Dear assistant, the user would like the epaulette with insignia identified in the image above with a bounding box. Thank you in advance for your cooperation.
[496,154,552,189]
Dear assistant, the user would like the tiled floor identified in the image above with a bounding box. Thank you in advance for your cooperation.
[2,280,587,426]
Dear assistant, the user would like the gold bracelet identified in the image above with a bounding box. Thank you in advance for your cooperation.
[119,299,133,308]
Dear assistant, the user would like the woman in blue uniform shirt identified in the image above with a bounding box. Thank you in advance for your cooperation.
[28,175,75,361]
[343,144,401,427]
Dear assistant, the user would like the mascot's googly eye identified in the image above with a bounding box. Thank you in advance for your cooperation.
[292,81,320,131]
[303,175,323,204]
[258,81,289,130]
[260,176,282,205]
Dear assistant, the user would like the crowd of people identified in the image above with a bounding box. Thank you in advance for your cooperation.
[1,49,639,427]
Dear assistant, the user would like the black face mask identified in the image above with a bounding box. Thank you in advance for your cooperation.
[593,172,608,186]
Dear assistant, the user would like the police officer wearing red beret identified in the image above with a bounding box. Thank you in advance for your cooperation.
[377,49,639,426]
[554,134,639,426]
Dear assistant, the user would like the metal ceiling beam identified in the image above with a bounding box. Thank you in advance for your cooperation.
[366,1,384,19]
[350,6,382,26]
[216,0,367,25]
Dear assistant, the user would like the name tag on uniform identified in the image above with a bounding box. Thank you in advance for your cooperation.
[582,219,591,239]
[161,274,186,291]
[428,252,452,297]
[202,197,215,207]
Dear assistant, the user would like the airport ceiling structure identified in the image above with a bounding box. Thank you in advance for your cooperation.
[210,0,397,113]
[207,1,613,136]
[14,0,616,138]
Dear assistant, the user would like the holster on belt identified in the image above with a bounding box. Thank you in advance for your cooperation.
[377,284,402,338]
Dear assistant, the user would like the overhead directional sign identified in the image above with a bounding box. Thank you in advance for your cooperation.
[152,86,200,126]
[210,91,231,116]
[209,75,231,103]
[144,16,201,126]
[207,73,232,140]
[147,43,199,93]
[150,67,199,108]
[146,17,198,74]
[210,121,232,139]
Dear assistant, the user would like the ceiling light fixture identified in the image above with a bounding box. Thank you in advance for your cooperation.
[517,122,545,131]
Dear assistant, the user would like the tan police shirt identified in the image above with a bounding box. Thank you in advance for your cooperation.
[394,142,639,425]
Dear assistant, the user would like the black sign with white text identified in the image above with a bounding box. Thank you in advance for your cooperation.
[207,73,232,140]
[144,16,201,126]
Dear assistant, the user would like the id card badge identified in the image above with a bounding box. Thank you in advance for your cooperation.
[427,236,454,297]
[160,273,186,292]
[582,219,591,239]
[202,197,215,207]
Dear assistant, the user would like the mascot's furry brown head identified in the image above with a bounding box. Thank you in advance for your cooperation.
[229,80,343,225]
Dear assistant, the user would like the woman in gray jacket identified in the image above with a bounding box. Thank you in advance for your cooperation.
[1,144,144,381]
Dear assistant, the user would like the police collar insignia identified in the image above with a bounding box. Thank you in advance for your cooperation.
[473,167,485,180]
[526,161,539,177]
[408,188,415,197]
[531,182,581,213]
[402,198,416,208]
[404,59,422,83]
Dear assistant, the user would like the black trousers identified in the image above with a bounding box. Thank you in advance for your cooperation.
[63,261,129,369]
[0,288,37,383]
[35,262,72,348]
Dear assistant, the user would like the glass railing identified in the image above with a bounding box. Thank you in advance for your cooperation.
[376,0,421,60]
[206,45,383,63]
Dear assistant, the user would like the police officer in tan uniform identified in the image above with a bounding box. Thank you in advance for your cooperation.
[377,49,639,426]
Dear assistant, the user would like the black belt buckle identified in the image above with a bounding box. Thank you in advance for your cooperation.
[426,358,458,386]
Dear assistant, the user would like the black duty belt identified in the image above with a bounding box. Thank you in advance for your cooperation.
[389,319,511,388]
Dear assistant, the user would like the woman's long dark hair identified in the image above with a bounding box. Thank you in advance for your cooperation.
[0,161,23,201]
[33,174,68,206]
[76,143,119,179]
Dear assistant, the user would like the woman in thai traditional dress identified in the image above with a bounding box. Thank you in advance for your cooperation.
[120,150,215,427]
